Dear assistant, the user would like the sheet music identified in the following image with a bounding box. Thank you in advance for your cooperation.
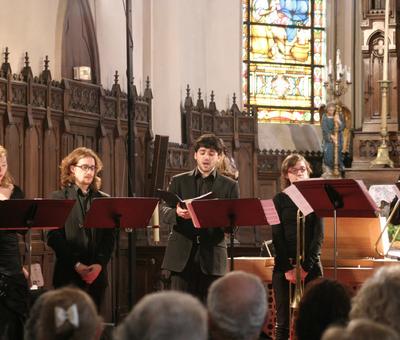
[283,184,314,216]
[260,199,280,225]
[392,184,400,200]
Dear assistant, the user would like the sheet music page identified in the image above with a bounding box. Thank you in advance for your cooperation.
[283,184,314,216]
[260,199,280,225]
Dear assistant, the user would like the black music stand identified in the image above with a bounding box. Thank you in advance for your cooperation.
[83,197,159,323]
[292,179,378,279]
[187,198,271,270]
[0,199,75,287]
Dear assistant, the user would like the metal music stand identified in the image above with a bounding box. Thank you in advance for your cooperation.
[187,198,270,270]
[293,179,378,279]
[83,197,159,323]
[0,199,75,287]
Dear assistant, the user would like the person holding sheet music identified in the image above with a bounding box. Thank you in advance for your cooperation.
[47,147,115,309]
[0,145,29,340]
[161,134,239,302]
[272,154,324,340]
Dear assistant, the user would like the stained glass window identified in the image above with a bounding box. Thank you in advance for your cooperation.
[243,0,326,123]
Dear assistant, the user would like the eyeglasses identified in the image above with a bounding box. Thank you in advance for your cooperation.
[287,167,307,175]
[75,164,96,172]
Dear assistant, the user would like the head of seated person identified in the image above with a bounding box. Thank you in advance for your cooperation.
[207,271,268,340]
[34,286,102,340]
[295,277,352,340]
[350,265,400,335]
[322,318,400,340]
[114,290,208,340]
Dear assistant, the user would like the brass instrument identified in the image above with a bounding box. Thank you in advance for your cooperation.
[289,209,306,327]
[375,199,400,257]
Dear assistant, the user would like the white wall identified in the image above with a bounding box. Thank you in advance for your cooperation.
[151,0,242,142]
[0,0,62,78]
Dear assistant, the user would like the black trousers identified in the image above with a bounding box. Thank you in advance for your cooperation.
[0,273,29,340]
[170,243,220,303]
[272,263,322,340]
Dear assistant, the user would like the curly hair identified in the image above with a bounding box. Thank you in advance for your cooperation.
[59,147,103,191]
[280,154,312,190]
[0,145,14,187]
[350,265,400,335]
[35,287,101,340]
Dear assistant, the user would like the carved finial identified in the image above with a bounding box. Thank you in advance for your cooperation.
[40,55,52,84]
[198,88,202,100]
[21,51,33,81]
[114,70,119,84]
[24,52,30,67]
[210,90,215,103]
[232,92,237,104]
[146,76,150,89]
[44,55,50,70]
[186,84,191,98]
[1,47,12,77]
[4,47,9,63]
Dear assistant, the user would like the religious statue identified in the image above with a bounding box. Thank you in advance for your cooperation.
[321,102,345,177]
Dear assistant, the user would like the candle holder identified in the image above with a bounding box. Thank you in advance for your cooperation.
[324,53,352,178]
[370,80,394,168]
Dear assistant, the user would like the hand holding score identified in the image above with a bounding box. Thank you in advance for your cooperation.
[176,203,191,220]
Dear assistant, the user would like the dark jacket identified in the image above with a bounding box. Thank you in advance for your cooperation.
[47,186,115,289]
[161,170,239,276]
[272,192,324,273]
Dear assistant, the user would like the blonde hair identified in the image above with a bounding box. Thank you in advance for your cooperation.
[280,154,312,190]
[60,147,103,191]
[36,287,102,340]
[0,145,14,187]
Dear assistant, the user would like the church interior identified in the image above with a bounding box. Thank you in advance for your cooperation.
[2,0,400,339]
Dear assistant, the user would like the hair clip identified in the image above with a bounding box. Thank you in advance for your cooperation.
[54,304,79,328]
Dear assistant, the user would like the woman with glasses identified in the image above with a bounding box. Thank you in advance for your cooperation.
[271,154,324,340]
[47,147,115,310]
[0,145,29,340]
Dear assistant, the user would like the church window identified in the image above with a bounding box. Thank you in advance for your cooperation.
[242,0,326,123]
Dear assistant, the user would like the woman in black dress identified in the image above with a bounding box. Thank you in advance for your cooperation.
[271,154,324,340]
[0,145,29,340]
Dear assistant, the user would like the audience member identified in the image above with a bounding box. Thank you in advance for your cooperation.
[350,265,400,335]
[34,287,102,340]
[296,278,351,340]
[207,271,268,340]
[114,291,207,340]
[322,318,400,340]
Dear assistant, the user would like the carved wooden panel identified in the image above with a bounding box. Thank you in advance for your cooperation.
[43,130,59,197]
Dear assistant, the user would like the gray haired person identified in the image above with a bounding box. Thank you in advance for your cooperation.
[350,265,400,335]
[114,291,208,340]
[322,318,400,340]
[207,271,268,340]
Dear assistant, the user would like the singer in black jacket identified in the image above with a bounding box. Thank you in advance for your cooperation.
[161,134,239,302]
[47,147,115,309]
[271,154,324,340]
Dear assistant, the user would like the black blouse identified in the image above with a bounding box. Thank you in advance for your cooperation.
[272,192,324,273]
[0,185,25,276]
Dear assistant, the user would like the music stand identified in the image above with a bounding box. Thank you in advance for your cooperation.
[292,179,378,279]
[0,199,75,287]
[83,197,159,323]
[187,198,272,270]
